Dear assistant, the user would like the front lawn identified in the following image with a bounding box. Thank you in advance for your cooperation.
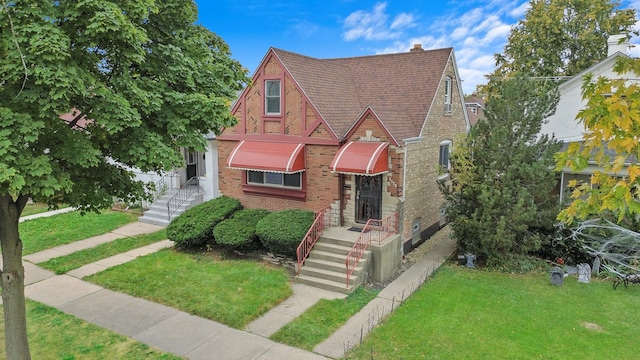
[19,210,139,255]
[348,264,640,359]
[39,229,168,274]
[0,301,182,360]
[85,249,292,328]
[271,287,379,350]
[20,203,65,217]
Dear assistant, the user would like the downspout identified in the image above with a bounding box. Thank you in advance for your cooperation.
[338,139,346,226]
[559,171,565,204]
[339,173,345,226]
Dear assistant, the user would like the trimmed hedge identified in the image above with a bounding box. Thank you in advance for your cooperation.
[256,209,315,257]
[213,209,271,251]
[166,196,242,248]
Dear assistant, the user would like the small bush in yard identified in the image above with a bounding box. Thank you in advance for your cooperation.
[256,209,315,257]
[167,196,242,248]
[213,209,271,251]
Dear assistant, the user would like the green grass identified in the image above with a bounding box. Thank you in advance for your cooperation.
[270,287,379,350]
[39,229,168,274]
[85,249,293,328]
[20,203,66,217]
[348,264,640,359]
[19,210,139,255]
[0,301,182,360]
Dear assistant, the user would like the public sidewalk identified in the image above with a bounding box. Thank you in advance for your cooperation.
[14,209,456,359]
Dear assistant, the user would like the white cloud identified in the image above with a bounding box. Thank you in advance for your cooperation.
[374,35,447,55]
[342,2,415,41]
[481,23,512,45]
[458,67,489,95]
[451,26,469,40]
[469,54,496,70]
[391,13,415,30]
[509,2,529,18]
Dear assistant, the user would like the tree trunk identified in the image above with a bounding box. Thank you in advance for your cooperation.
[0,194,31,359]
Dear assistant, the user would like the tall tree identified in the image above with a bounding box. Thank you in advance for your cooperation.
[0,1,249,358]
[493,0,636,79]
[440,75,561,267]
[555,57,640,227]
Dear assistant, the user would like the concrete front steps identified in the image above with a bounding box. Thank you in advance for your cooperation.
[297,228,371,294]
[138,189,203,226]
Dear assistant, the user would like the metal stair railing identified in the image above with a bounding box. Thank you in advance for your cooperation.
[141,173,175,210]
[167,177,200,221]
[296,206,332,274]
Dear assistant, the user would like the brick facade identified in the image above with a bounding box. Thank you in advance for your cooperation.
[218,47,468,249]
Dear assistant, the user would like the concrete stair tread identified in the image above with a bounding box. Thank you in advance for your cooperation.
[300,266,359,284]
[304,258,365,273]
[139,190,203,227]
[314,242,371,256]
[296,274,354,294]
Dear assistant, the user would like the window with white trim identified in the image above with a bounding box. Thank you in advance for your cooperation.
[444,76,452,113]
[247,171,301,189]
[439,140,452,172]
[265,80,281,115]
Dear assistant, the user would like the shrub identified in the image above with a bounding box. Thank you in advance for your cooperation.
[213,209,271,251]
[256,209,315,257]
[167,196,242,248]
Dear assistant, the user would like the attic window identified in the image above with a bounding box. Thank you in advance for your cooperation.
[265,80,281,115]
[444,77,452,113]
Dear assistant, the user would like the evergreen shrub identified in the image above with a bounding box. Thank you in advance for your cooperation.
[167,196,242,248]
[213,208,271,251]
[256,209,315,257]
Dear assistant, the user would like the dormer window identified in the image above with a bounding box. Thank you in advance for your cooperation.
[444,76,452,113]
[265,80,281,115]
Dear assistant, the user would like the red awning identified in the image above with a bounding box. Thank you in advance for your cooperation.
[330,141,389,176]
[227,141,305,173]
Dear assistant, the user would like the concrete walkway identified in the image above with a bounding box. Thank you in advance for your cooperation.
[19,206,75,222]
[14,210,456,359]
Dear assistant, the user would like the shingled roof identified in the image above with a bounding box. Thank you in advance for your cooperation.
[271,47,453,144]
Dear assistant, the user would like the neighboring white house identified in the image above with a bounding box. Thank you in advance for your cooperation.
[539,34,636,203]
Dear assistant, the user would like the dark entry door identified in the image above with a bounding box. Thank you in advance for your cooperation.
[355,175,382,224]
[186,151,197,180]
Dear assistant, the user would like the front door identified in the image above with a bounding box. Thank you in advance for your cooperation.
[186,151,197,180]
[355,175,382,224]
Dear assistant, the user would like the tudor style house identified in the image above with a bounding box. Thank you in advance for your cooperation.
[217,45,469,290]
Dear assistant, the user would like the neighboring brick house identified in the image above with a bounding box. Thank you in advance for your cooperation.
[218,44,469,251]
[464,94,485,126]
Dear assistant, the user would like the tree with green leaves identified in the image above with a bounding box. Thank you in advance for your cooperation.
[555,57,640,227]
[440,75,562,267]
[493,0,635,79]
[0,1,248,358]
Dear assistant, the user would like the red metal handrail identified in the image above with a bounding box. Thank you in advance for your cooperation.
[345,212,398,287]
[296,206,331,274]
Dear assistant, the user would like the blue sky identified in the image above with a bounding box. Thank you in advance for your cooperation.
[194,0,640,95]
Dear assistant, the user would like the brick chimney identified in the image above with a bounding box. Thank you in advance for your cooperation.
[608,34,629,56]
[410,44,424,52]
